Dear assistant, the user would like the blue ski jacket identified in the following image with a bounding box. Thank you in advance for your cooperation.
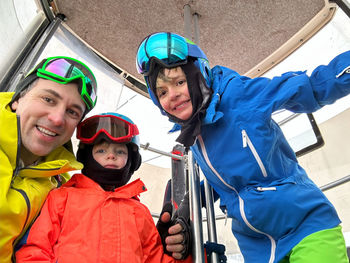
[187,51,350,262]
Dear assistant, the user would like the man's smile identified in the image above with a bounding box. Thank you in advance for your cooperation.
[36,125,58,137]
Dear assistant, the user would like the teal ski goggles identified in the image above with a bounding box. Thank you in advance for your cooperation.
[35,56,97,110]
[136,32,206,76]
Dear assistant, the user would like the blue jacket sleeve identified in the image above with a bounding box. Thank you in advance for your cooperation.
[240,50,350,115]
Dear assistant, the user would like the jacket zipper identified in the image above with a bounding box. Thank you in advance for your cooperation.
[257,187,276,191]
[242,130,268,177]
[12,187,31,231]
[12,116,22,178]
[197,135,276,263]
[11,116,31,243]
[336,66,350,78]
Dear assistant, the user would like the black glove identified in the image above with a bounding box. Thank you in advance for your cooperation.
[204,241,227,263]
[171,192,192,259]
[156,192,192,259]
[156,202,173,256]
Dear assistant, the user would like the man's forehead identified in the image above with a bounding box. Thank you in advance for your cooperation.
[33,78,85,111]
[34,78,80,90]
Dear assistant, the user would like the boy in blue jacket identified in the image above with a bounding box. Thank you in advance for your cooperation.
[136,32,349,262]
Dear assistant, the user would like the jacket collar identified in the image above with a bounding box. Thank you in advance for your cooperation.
[66,174,147,200]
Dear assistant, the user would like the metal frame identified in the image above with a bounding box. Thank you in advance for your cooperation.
[320,175,350,192]
[182,7,219,262]
[187,151,205,263]
[330,0,350,18]
[295,113,325,157]
[5,17,64,92]
[0,16,49,91]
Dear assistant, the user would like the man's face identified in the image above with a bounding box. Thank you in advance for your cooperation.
[156,67,193,121]
[11,78,86,161]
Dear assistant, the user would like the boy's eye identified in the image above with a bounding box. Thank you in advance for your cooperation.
[116,150,127,156]
[177,80,185,85]
[157,89,167,98]
[96,149,105,154]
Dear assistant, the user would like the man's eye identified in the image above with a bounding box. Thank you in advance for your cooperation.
[42,96,54,103]
[67,108,81,119]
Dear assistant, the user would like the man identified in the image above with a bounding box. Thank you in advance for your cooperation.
[0,56,97,262]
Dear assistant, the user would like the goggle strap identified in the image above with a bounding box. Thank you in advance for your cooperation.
[82,93,93,110]
[25,59,46,78]
[131,123,140,136]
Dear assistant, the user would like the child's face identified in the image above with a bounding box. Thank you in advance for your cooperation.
[156,67,193,121]
[92,142,128,169]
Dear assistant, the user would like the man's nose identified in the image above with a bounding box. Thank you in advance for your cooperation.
[48,108,65,126]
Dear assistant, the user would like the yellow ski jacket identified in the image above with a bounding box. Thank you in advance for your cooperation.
[0,92,83,263]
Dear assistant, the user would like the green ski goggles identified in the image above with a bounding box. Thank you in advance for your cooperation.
[35,56,97,110]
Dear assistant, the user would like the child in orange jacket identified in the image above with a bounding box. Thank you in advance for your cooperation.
[16,112,192,263]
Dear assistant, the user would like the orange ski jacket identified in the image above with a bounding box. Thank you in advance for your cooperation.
[16,174,192,263]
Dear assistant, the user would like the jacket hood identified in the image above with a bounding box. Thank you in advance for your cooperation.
[0,92,19,170]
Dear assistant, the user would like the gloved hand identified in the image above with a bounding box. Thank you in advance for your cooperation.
[204,241,227,263]
[171,192,192,259]
[156,202,173,256]
[156,192,192,259]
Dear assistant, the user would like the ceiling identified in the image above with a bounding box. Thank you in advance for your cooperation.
[52,0,335,95]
